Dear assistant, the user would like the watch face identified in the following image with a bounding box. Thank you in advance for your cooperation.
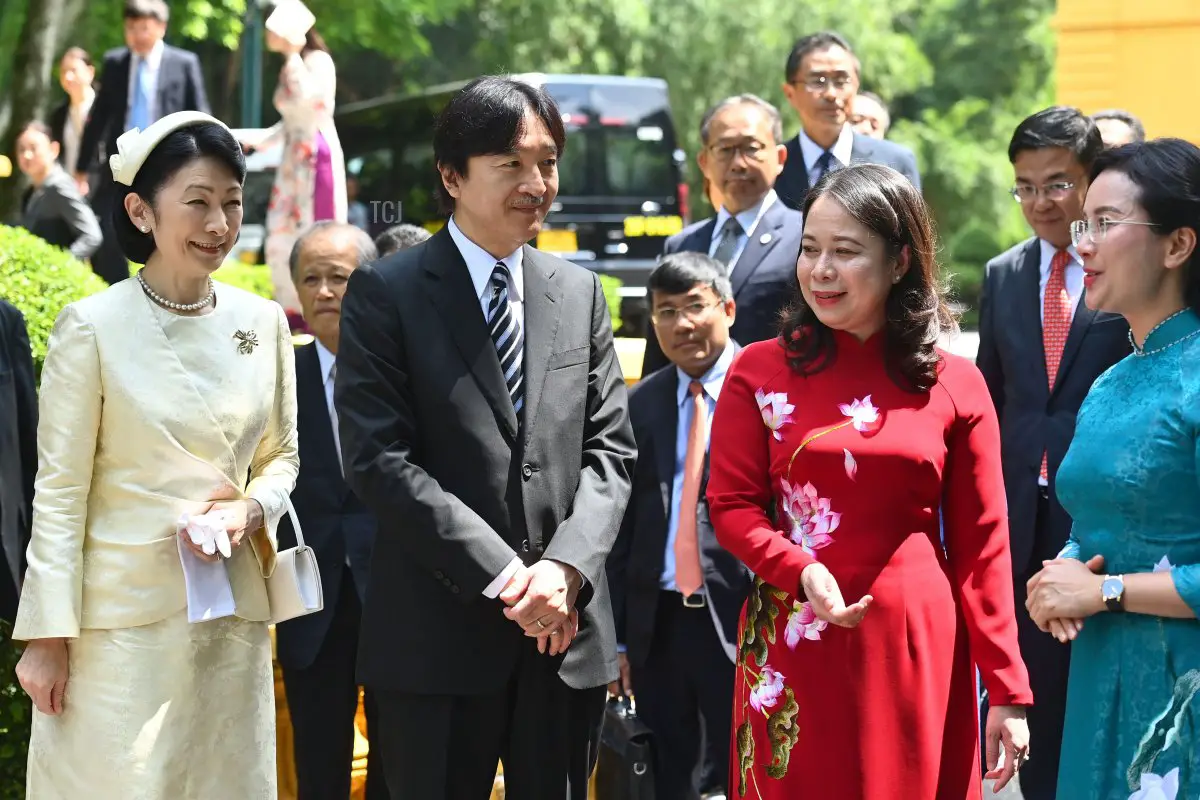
[1102,577,1124,603]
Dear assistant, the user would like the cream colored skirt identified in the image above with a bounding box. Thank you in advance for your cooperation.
[26,610,276,799]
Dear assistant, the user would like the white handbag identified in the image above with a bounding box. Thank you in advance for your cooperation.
[266,497,324,624]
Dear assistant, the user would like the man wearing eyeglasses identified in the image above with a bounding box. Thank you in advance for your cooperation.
[609,251,751,800]
[975,106,1131,800]
[774,31,921,210]
[640,94,802,376]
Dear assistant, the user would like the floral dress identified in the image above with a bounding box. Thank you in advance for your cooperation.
[706,332,1032,799]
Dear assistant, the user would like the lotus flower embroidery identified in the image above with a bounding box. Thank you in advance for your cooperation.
[1128,768,1179,800]
[838,395,880,433]
[756,389,794,441]
[780,479,840,555]
[750,665,786,713]
[784,601,827,648]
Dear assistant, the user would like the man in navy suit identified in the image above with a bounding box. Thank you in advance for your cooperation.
[774,31,921,209]
[0,299,36,625]
[74,0,210,284]
[609,252,751,799]
[276,221,388,800]
[641,94,802,376]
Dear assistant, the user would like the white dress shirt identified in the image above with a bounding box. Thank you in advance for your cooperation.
[126,39,165,131]
[446,217,529,599]
[798,124,855,186]
[63,88,95,175]
[710,190,778,274]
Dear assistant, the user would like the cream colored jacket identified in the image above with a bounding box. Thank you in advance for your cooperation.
[13,279,299,639]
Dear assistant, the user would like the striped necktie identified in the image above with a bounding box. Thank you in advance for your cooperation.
[487,261,524,414]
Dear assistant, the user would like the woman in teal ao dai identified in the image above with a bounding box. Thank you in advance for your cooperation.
[1026,139,1200,800]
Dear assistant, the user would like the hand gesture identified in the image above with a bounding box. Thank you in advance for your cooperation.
[1027,554,1105,631]
[500,560,581,651]
[16,637,70,716]
[984,704,1030,792]
[178,499,264,563]
[800,562,872,628]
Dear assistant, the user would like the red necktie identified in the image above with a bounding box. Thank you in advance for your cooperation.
[1041,249,1072,480]
[675,381,706,597]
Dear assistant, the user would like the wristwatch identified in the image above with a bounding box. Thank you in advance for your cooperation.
[1101,575,1126,613]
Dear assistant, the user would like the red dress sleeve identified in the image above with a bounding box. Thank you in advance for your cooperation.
[707,346,816,596]
[940,356,1033,706]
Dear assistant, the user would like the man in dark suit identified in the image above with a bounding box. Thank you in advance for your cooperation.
[0,299,37,624]
[775,31,921,210]
[74,0,209,285]
[976,106,1130,800]
[609,252,751,800]
[276,221,388,800]
[641,94,802,376]
[335,76,637,799]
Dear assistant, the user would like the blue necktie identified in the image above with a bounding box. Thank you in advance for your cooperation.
[129,57,151,131]
[811,150,839,187]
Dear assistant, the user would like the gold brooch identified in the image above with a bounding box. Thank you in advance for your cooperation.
[233,330,259,354]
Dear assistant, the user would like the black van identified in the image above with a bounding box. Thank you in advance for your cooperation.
[335,74,689,331]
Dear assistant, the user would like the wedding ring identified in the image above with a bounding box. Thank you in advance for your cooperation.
[535,619,548,630]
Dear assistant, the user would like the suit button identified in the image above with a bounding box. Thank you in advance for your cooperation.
[442,578,451,586]
[522,539,531,552]
[451,585,460,594]
[434,570,444,580]
[522,464,533,479]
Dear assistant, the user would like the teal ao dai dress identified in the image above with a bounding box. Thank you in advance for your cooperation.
[1054,308,1200,799]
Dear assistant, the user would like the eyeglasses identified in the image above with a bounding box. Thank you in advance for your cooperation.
[708,141,769,163]
[1070,218,1160,247]
[792,73,855,93]
[1010,182,1076,203]
[651,300,720,326]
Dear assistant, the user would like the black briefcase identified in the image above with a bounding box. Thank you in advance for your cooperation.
[594,695,656,800]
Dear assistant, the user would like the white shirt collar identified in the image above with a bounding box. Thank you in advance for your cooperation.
[70,87,95,116]
[447,216,525,304]
[1038,239,1083,275]
[314,338,336,385]
[134,39,165,70]
[675,342,736,407]
[798,125,855,173]
[713,190,777,242]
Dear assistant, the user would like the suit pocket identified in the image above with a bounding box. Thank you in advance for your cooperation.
[546,346,589,371]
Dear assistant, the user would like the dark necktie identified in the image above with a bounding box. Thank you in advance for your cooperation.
[712,217,743,270]
[487,261,524,414]
[811,150,838,187]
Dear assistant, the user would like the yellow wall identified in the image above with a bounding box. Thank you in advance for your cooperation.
[1055,0,1200,142]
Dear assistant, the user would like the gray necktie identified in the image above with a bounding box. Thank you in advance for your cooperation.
[712,217,743,270]
[328,361,343,472]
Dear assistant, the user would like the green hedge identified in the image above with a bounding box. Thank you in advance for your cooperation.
[213,261,274,299]
[0,621,26,800]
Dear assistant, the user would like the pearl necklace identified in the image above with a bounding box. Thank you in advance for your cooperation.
[137,269,215,312]
[1128,309,1200,356]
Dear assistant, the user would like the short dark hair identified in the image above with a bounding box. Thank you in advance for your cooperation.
[1091,138,1200,314]
[781,163,955,392]
[15,120,54,141]
[124,0,169,23]
[289,221,377,278]
[1092,108,1146,144]
[1007,106,1103,169]
[785,31,859,83]
[648,251,733,302]
[432,76,567,214]
[113,123,246,264]
[374,223,431,257]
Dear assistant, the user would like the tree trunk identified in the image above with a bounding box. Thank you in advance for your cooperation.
[0,0,65,222]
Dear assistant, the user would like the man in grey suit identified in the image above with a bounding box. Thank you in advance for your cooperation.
[0,299,36,624]
[335,76,636,799]
[641,94,802,375]
[774,31,921,209]
[976,106,1130,800]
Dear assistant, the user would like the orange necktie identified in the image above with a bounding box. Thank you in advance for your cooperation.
[1041,249,1072,480]
[675,381,706,597]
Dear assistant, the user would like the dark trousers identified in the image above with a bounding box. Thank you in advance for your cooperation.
[631,591,736,799]
[87,177,131,285]
[281,574,388,800]
[373,639,608,799]
[983,489,1071,800]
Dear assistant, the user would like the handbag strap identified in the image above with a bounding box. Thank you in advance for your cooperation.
[283,494,307,550]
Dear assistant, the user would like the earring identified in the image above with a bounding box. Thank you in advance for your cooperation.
[893,275,900,283]
[141,226,149,233]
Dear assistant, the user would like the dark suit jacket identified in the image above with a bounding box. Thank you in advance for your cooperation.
[75,45,209,176]
[607,353,751,668]
[0,300,37,622]
[976,238,1130,576]
[274,342,376,671]
[336,227,637,695]
[641,198,802,375]
[775,131,922,211]
[20,167,102,259]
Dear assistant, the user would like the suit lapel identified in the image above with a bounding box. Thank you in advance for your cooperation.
[687,218,717,255]
[519,247,562,439]
[297,344,340,473]
[650,374,680,522]
[848,132,875,166]
[423,230,519,440]
[155,48,174,113]
[1052,292,1099,398]
[1016,240,1050,394]
[730,201,789,296]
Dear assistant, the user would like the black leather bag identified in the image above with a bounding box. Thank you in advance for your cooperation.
[594,695,656,800]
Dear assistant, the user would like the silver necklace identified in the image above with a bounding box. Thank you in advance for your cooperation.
[137,269,215,312]
[1128,308,1200,356]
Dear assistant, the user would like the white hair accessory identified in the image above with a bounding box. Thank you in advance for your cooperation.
[109,110,232,186]
[265,0,316,48]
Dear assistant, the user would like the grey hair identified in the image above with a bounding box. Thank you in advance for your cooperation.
[1092,109,1146,143]
[289,221,378,279]
[700,94,784,146]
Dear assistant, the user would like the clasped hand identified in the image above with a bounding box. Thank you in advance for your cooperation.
[500,560,581,656]
[1026,554,1105,642]
[178,499,264,564]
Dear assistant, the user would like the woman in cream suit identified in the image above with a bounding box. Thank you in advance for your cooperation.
[244,0,347,327]
[12,111,298,799]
